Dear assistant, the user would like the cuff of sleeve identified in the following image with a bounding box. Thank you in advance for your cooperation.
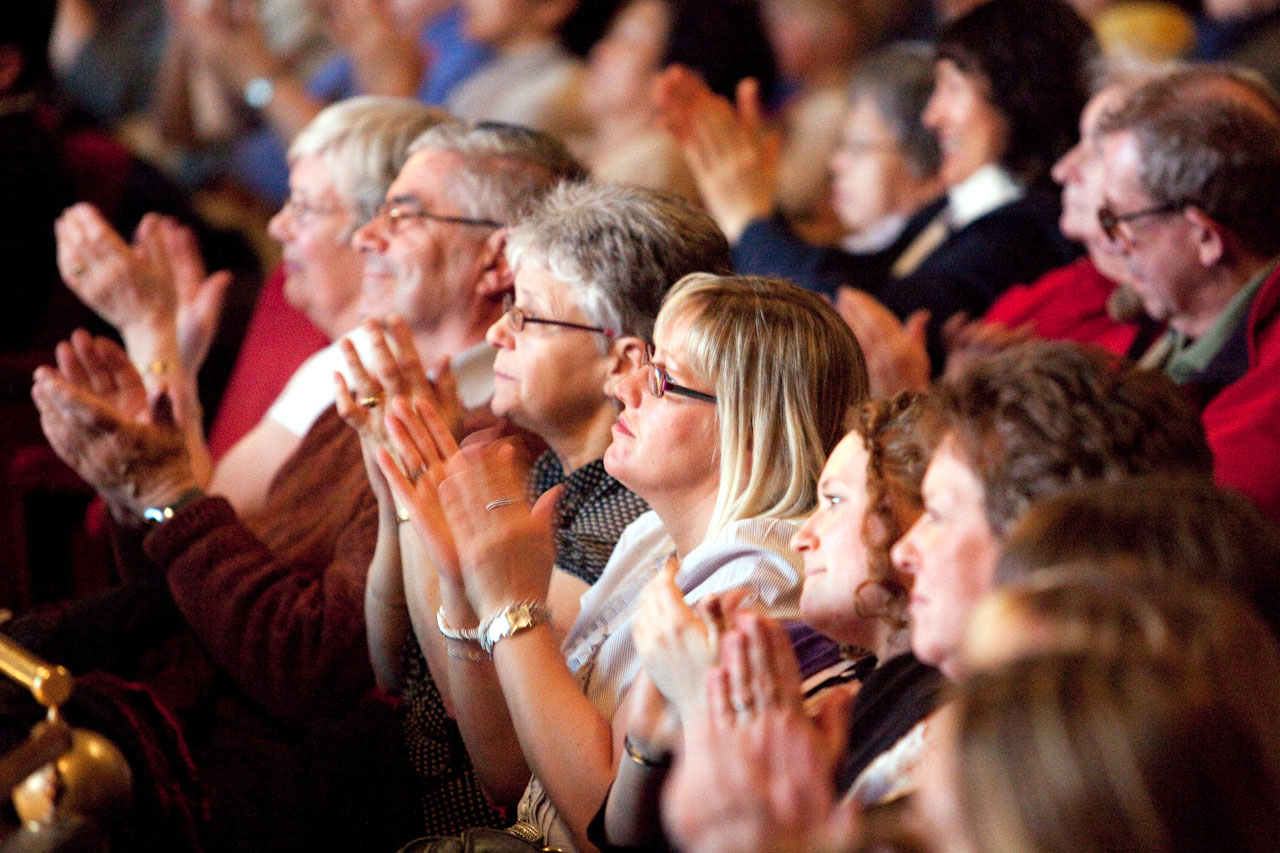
[143,495,237,567]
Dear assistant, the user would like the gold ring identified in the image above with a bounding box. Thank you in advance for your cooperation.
[357,395,381,409]
[484,498,516,512]
[71,265,87,278]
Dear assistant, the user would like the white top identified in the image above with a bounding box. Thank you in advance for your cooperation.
[266,332,496,436]
[946,163,1024,230]
[516,511,804,850]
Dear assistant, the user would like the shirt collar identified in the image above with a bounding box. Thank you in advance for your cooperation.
[1164,255,1279,384]
[946,164,1024,230]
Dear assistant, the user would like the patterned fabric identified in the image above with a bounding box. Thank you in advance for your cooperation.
[527,452,651,584]
[401,453,647,831]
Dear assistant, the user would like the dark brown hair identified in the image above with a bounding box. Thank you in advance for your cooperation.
[939,341,1213,537]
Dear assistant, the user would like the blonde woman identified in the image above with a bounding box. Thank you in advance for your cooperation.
[381,274,866,850]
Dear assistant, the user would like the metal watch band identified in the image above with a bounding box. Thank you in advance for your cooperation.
[479,601,551,656]
[436,606,481,642]
[142,488,206,526]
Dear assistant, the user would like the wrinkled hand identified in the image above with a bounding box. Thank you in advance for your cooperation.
[835,288,931,396]
[655,65,778,242]
[437,438,562,621]
[168,221,231,373]
[940,315,1035,381]
[378,395,464,587]
[32,336,198,519]
[55,205,178,334]
[663,612,858,853]
[633,557,723,720]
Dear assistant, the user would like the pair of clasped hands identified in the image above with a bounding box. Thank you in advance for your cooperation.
[332,318,558,627]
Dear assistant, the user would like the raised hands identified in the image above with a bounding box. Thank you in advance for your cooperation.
[633,559,755,721]
[323,0,424,98]
[54,204,231,379]
[655,65,779,242]
[663,611,859,853]
[378,400,560,618]
[835,287,932,397]
[31,331,199,522]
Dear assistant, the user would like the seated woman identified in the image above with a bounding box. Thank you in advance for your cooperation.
[380,273,867,850]
[922,587,1280,853]
[608,393,946,850]
[580,0,775,200]
[344,180,731,828]
[660,341,1216,852]
[665,0,1094,371]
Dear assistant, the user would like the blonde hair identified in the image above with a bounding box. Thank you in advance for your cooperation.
[654,274,868,536]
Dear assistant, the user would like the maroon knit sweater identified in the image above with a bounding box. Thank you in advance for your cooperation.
[140,407,377,726]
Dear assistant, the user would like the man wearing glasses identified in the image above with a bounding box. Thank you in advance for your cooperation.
[1095,66,1280,525]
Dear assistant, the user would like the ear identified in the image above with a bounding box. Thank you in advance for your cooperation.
[1184,206,1226,268]
[474,228,512,298]
[602,335,647,398]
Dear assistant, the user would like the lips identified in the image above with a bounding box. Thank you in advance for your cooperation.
[613,416,634,438]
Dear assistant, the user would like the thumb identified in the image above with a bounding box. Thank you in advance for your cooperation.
[736,77,763,131]
[904,310,931,344]
[531,482,566,531]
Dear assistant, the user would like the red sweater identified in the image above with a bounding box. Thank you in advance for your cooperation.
[984,257,1139,355]
[1201,262,1280,526]
[142,407,376,726]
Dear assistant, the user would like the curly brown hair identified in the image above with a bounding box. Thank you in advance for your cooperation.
[939,341,1213,536]
[848,392,943,627]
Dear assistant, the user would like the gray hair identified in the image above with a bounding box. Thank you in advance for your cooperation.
[290,96,450,227]
[504,181,730,344]
[846,41,941,179]
[406,121,588,225]
[1098,65,1280,256]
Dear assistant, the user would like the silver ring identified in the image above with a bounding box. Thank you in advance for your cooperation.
[395,505,410,524]
[731,699,755,715]
[484,497,516,512]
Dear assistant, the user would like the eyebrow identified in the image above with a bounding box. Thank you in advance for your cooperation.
[387,194,425,209]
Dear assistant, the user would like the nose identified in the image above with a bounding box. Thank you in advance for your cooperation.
[486,313,513,348]
[614,361,646,409]
[921,88,942,131]
[352,214,387,254]
[267,205,291,243]
[890,516,923,575]
[1050,140,1084,186]
[790,511,819,553]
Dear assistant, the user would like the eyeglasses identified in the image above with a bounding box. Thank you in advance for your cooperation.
[1097,199,1186,242]
[375,199,503,232]
[642,343,716,403]
[502,294,616,337]
[282,197,347,224]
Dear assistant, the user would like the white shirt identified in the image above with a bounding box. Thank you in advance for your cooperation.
[517,511,805,850]
[266,332,496,436]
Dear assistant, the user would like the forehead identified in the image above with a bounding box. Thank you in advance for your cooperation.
[387,148,463,203]
[845,96,896,140]
[822,433,871,486]
[513,263,575,307]
[923,437,985,506]
[1099,131,1148,203]
[289,153,342,197]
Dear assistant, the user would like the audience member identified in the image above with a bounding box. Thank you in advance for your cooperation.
[26,119,581,850]
[352,181,729,831]
[1194,0,1280,93]
[925,647,1280,852]
[648,393,944,852]
[580,0,775,200]
[382,274,866,850]
[1096,66,1280,523]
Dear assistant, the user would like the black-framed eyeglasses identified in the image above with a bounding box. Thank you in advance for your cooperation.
[642,343,716,403]
[1097,199,1186,242]
[376,199,503,231]
[502,294,616,337]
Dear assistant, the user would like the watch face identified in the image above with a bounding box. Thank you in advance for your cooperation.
[245,76,274,109]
